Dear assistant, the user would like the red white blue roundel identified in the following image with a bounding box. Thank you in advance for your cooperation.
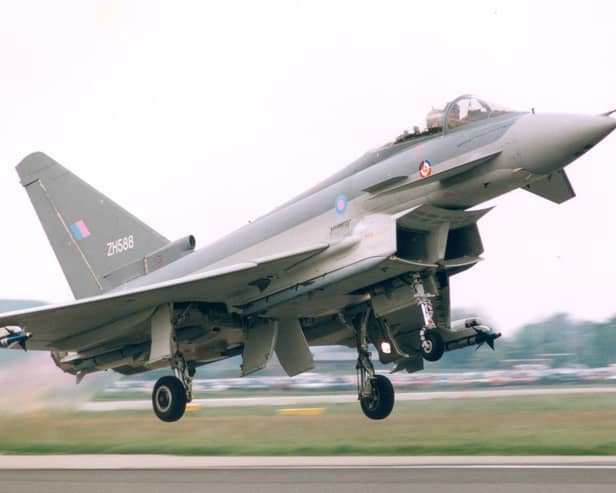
[335,194,348,214]
[418,160,432,178]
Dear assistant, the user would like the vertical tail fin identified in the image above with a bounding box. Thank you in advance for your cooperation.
[17,152,170,299]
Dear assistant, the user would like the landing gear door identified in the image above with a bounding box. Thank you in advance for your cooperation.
[149,304,174,364]
[275,318,315,377]
[241,319,278,376]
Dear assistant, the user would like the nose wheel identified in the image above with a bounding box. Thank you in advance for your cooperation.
[420,328,445,362]
[412,274,445,362]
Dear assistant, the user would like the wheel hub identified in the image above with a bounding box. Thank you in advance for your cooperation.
[155,386,172,413]
[363,383,381,411]
[422,338,433,353]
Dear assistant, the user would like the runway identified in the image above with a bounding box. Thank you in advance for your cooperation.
[1,457,615,492]
[81,385,616,411]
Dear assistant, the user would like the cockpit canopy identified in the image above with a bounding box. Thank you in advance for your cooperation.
[443,95,511,131]
[392,94,515,145]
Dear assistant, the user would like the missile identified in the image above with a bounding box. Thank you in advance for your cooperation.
[451,318,482,330]
[444,326,501,352]
[0,328,32,351]
[473,327,501,350]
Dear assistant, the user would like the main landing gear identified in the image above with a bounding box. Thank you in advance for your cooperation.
[152,352,194,422]
[340,309,395,420]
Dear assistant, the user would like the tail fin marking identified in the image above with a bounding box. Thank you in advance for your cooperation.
[17,152,170,298]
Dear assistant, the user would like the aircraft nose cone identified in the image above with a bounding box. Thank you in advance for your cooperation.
[570,113,616,144]
[510,113,616,174]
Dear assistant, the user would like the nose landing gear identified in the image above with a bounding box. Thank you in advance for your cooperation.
[420,329,445,362]
[412,274,445,362]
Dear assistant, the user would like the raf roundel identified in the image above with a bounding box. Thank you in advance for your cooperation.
[334,194,348,214]
[418,160,432,179]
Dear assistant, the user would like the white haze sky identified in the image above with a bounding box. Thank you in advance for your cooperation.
[0,0,614,335]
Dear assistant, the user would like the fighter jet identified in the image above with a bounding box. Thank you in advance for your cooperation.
[0,95,614,422]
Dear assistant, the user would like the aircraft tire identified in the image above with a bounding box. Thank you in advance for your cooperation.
[421,330,445,362]
[360,374,395,420]
[152,376,187,422]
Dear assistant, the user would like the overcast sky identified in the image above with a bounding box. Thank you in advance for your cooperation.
[0,0,614,334]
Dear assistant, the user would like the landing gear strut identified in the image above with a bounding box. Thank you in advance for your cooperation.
[412,274,445,362]
[152,352,194,422]
[340,309,395,420]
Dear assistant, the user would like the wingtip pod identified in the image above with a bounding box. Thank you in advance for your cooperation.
[0,329,32,351]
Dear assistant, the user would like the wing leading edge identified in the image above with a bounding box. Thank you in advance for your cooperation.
[0,243,328,351]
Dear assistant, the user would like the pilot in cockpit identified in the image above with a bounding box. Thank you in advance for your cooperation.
[426,107,444,130]
[446,103,461,129]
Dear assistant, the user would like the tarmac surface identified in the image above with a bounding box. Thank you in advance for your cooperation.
[1,457,615,492]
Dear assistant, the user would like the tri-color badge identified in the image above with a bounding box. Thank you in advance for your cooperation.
[418,160,432,178]
[70,219,91,240]
[335,194,348,214]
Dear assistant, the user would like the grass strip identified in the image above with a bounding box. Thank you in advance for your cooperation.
[2,392,616,455]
